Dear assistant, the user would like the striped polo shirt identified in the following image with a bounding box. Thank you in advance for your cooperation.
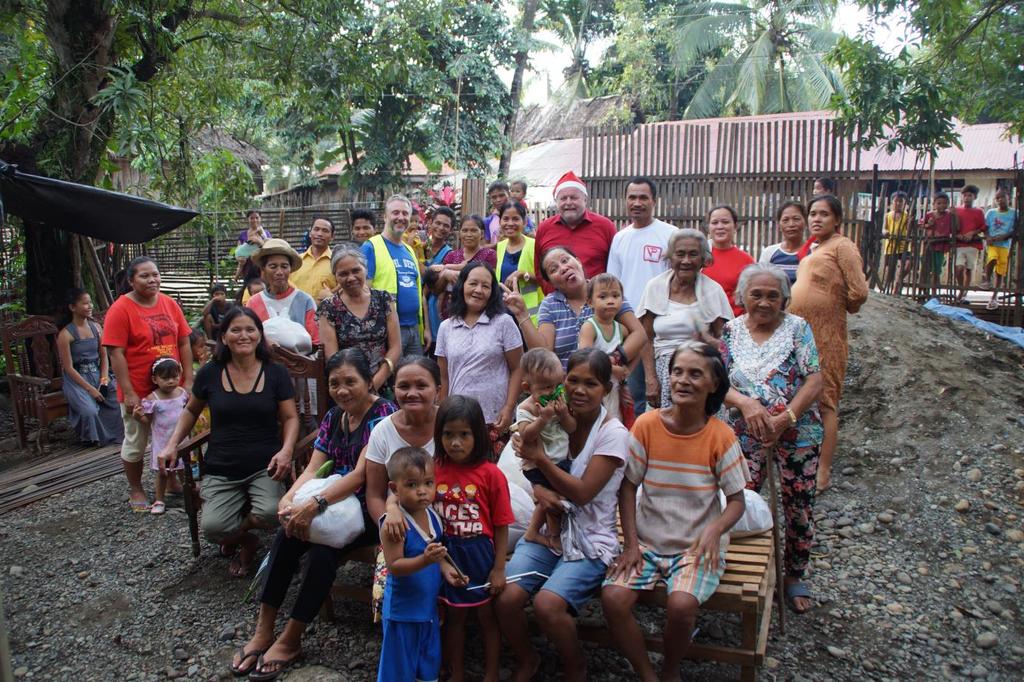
[627,412,750,555]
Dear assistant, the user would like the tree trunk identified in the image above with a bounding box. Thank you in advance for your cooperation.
[498,0,540,179]
[20,0,118,314]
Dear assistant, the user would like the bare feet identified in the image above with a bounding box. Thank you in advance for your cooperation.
[511,651,540,682]
[228,533,258,578]
[816,472,831,492]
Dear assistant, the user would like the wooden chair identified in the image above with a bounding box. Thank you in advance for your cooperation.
[175,346,327,557]
[1,315,66,452]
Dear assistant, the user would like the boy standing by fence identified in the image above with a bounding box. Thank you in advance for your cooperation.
[983,189,1017,309]
[923,193,955,293]
[955,185,986,300]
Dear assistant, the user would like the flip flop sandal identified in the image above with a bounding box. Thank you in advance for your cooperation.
[150,501,166,515]
[230,647,265,677]
[129,500,151,513]
[248,652,304,681]
[785,581,813,614]
[809,540,832,558]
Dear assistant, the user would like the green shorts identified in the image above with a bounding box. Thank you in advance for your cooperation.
[200,470,283,542]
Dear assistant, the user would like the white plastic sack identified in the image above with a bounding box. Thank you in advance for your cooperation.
[293,475,365,548]
[507,481,535,548]
[497,440,532,495]
[719,488,773,537]
[262,316,313,355]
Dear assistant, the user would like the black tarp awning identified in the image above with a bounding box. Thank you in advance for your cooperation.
[0,160,198,243]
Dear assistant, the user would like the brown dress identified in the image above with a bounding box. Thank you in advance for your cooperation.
[787,235,868,410]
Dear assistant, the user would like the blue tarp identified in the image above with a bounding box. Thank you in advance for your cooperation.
[923,299,1024,349]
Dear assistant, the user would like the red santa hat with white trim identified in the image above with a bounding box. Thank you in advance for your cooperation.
[553,170,588,198]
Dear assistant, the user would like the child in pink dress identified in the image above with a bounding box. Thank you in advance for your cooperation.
[134,357,188,515]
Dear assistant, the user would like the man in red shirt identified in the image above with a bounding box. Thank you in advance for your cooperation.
[954,184,986,300]
[534,171,617,294]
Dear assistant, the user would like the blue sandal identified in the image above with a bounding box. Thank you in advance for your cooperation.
[785,581,813,614]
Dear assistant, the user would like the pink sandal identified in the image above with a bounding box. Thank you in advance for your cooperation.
[150,501,166,515]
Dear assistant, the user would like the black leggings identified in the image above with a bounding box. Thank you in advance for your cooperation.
[259,509,378,623]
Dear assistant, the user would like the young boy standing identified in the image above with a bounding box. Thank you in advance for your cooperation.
[983,189,1017,309]
[955,185,986,300]
[509,180,536,235]
[378,447,465,682]
[882,191,912,293]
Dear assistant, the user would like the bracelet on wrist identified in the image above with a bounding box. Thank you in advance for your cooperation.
[786,408,798,425]
[383,357,395,373]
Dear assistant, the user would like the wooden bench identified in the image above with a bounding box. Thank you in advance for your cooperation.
[322,533,775,681]
[1,315,68,452]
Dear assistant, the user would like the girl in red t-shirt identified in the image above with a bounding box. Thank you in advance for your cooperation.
[433,395,514,682]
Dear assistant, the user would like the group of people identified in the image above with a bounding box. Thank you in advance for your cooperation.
[882,184,1017,307]
[60,170,877,681]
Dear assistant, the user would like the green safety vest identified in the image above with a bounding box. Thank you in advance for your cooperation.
[496,236,543,324]
[368,234,424,340]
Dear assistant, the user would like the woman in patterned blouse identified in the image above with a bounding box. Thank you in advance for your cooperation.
[720,263,823,615]
[317,243,401,393]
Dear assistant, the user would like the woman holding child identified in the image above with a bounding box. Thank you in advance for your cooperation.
[495,348,629,682]
[637,229,732,409]
[226,348,396,679]
[504,246,646,369]
[721,263,823,614]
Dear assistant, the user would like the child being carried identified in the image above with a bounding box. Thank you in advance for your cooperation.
[514,348,577,553]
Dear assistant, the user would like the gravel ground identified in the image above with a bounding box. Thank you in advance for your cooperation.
[2,293,1023,681]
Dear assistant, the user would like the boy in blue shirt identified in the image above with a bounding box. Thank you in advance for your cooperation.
[983,189,1017,309]
[378,447,466,682]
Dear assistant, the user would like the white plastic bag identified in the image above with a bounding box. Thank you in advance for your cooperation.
[497,440,532,495]
[719,488,773,537]
[507,481,535,548]
[262,316,313,355]
[292,475,365,548]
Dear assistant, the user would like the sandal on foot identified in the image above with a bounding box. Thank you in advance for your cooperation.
[129,499,151,513]
[230,647,265,677]
[150,501,166,515]
[248,652,303,681]
[785,581,813,614]
[809,540,831,558]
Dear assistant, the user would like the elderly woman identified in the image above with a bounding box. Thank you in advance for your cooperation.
[159,307,298,579]
[229,348,396,678]
[103,256,193,511]
[495,201,542,323]
[494,348,628,682]
[759,201,807,284]
[436,262,523,432]
[702,205,755,315]
[504,246,647,369]
[246,239,321,353]
[721,264,823,614]
[787,195,868,491]
[318,242,402,393]
[637,229,732,409]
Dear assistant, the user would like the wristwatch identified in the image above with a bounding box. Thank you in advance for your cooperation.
[313,494,329,514]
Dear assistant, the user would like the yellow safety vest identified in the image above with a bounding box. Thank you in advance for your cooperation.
[496,236,542,324]
[369,234,424,340]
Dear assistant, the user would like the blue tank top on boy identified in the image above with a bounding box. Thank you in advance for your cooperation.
[382,507,444,622]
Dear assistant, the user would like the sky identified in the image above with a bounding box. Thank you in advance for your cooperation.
[508,1,911,106]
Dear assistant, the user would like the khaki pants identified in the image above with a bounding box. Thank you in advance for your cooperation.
[119,404,151,463]
[200,470,283,543]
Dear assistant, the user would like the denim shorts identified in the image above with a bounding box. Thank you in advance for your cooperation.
[505,538,608,615]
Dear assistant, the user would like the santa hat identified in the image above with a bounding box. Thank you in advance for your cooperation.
[553,170,588,199]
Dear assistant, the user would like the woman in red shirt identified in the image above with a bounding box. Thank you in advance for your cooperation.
[701,205,755,316]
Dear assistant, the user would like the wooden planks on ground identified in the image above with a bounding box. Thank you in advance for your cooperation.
[0,443,123,515]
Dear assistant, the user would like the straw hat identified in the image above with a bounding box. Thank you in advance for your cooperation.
[253,238,302,270]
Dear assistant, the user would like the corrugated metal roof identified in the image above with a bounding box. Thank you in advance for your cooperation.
[863,121,1023,172]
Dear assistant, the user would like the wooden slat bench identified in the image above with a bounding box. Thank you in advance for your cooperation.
[323,532,775,681]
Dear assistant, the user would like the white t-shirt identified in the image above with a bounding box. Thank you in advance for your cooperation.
[364,414,435,467]
[637,270,733,359]
[567,412,629,566]
[607,219,678,308]
[651,300,703,360]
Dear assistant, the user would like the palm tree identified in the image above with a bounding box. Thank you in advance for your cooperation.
[672,0,843,118]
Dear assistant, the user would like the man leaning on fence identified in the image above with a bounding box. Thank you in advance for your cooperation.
[361,194,427,355]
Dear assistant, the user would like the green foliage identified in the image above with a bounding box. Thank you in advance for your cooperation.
[671,1,843,118]
[833,1,1024,151]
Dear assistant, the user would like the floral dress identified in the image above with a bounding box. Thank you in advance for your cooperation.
[316,289,393,375]
[720,313,823,579]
